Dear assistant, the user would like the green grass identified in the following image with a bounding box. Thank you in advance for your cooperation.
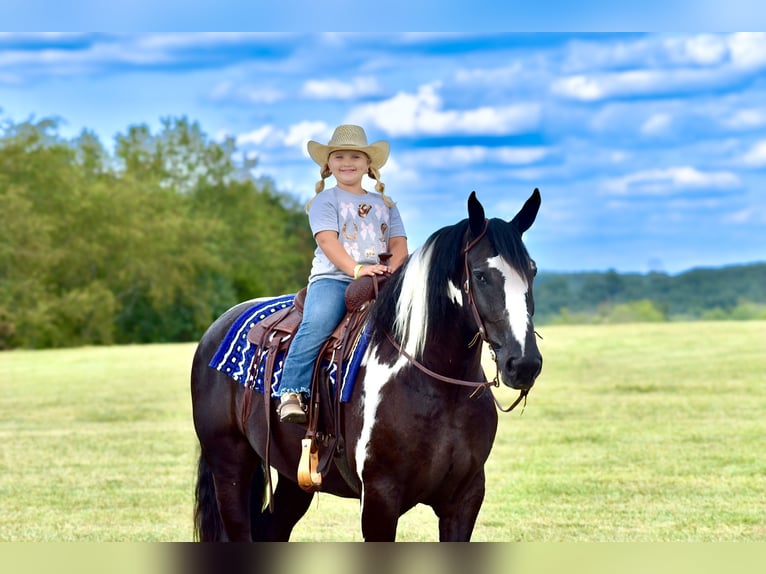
[1,322,764,541]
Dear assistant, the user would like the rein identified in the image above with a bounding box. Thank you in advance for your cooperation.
[384,218,528,414]
[383,331,528,413]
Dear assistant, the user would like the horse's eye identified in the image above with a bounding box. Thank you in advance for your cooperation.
[530,259,538,277]
[473,270,488,285]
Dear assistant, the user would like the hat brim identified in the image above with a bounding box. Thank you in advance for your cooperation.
[307,140,390,170]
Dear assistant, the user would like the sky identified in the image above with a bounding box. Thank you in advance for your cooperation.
[1,28,765,273]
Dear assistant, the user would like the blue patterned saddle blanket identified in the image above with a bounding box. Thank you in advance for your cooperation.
[208,294,371,403]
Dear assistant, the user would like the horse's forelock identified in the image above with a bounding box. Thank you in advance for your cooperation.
[486,218,532,275]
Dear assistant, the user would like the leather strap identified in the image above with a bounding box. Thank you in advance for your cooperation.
[385,331,493,391]
[462,218,490,342]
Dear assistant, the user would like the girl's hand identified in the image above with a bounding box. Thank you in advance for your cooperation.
[356,264,390,279]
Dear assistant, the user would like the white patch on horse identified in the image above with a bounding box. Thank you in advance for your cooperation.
[487,255,529,354]
[447,280,463,306]
[394,244,432,358]
[354,346,407,489]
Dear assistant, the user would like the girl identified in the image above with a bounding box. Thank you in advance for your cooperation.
[278,125,408,423]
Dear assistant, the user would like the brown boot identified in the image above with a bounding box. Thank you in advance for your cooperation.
[278,392,306,424]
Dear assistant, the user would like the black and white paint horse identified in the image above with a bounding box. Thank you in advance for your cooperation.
[192,189,542,541]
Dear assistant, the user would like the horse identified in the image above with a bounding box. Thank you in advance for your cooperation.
[191,188,542,541]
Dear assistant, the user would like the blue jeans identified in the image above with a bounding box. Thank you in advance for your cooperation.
[278,278,349,398]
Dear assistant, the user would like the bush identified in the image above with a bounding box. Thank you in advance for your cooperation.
[601,299,666,324]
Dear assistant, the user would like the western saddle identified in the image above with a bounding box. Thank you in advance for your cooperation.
[244,259,391,501]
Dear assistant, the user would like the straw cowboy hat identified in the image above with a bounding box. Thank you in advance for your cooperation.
[307,125,390,169]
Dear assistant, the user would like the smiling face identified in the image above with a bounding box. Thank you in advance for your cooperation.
[327,149,371,192]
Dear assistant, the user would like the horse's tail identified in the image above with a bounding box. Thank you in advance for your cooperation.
[194,451,224,541]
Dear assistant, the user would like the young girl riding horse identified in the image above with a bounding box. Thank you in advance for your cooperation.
[277,124,409,423]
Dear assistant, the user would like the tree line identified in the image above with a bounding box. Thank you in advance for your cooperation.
[2,115,764,349]
[535,264,766,324]
[1,116,314,349]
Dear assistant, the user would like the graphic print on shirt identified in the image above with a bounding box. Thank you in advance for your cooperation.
[340,199,390,265]
[344,242,361,261]
[342,221,358,240]
[340,201,355,219]
[360,221,375,241]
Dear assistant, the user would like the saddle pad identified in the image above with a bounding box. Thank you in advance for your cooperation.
[208,294,370,403]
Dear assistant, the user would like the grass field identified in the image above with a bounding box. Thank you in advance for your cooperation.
[0,322,764,541]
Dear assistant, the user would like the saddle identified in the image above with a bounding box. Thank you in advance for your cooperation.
[243,272,389,499]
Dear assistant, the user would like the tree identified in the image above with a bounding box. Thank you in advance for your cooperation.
[1,115,304,347]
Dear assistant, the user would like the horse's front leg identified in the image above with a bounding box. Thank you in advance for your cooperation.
[360,478,401,541]
[433,468,486,541]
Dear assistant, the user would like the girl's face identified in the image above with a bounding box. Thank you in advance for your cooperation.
[327,150,370,189]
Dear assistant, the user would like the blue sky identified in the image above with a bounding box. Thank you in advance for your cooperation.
[2,31,765,273]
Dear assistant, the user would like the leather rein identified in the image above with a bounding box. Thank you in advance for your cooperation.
[385,218,528,414]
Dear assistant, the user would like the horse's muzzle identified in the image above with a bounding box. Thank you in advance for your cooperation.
[502,354,542,390]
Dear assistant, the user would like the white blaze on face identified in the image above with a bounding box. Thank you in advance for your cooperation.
[487,255,529,354]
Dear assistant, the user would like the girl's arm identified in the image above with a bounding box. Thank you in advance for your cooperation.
[388,236,408,271]
[315,230,405,279]
[315,230,358,277]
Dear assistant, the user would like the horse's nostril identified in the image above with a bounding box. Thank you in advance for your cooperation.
[506,356,542,380]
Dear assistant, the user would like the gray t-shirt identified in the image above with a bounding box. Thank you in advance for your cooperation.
[308,186,407,283]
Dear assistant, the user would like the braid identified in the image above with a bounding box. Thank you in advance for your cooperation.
[368,166,394,207]
[306,164,333,212]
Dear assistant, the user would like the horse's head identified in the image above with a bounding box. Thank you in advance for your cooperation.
[463,189,542,391]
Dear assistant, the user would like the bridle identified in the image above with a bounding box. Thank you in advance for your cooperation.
[385,218,529,413]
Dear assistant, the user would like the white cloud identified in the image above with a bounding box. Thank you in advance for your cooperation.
[453,63,524,86]
[604,166,741,195]
[554,33,766,103]
[722,206,766,224]
[237,125,275,147]
[641,113,672,135]
[285,121,329,147]
[402,146,550,169]
[742,140,766,167]
[728,32,766,69]
[347,83,540,136]
[301,76,381,100]
[236,120,329,151]
[210,81,284,104]
[551,74,605,101]
[562,37,659,73]
[496,147,551,164]
[552,67,735,102]
[135,33,274,50]
[664,34,728,66]
[723,109,766,130]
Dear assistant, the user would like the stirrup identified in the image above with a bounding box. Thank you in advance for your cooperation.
[298,438,322,492]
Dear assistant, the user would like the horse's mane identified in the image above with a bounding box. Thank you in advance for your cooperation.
[369,220,466,358]
[370,217,532,360]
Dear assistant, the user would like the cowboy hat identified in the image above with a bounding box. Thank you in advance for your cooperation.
[307,124,389,169]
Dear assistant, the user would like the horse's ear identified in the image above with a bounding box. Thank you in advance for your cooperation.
[468,191,486,238]
[510,188,541,234]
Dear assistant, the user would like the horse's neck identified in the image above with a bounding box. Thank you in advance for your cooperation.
[422,317,484,375]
